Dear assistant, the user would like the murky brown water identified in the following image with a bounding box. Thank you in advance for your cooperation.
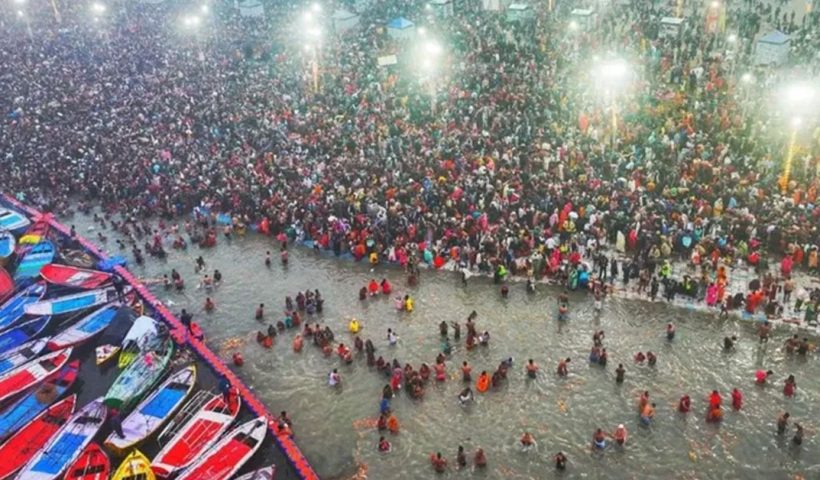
[67,211,820,479]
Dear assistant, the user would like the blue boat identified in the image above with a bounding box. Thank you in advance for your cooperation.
[0,207,30,234]
[0,359,80,441]
[0,337,49,375]
[0,282,47,331]
[0,316,50,356]
[48,304,119,350]
[0,231,14,266]
[24,286,121,317]
[13,241,55,283]
[17,397,107,480]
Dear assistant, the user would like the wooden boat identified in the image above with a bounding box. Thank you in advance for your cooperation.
[0,360,79,440]
[62,443,110,480]
[60,250,96,270]
[235,465,276,480]
[95,345,120,365]
[15,216,51,255]
[111,450,155,480]
[0,395,76,480]
[150,391,242,477]
[0,267,12,303]
[0,231,15,267]
[95,306,136,366]
[0,316,51,356]
[118,315,158,369]
[0,347,72,405]
[105,365,196,454]
[17,397,107,480]
[25,286,122,317]
[104,340,174,409]
[39,264,112,290]
[175,417,267,480]
[0,337,49,375]
[0,281,46,331]
[0,207,30,234]
[47,304,119,351]
[13,241,55,283]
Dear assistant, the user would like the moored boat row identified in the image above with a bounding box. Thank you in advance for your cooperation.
[0,206,275,479]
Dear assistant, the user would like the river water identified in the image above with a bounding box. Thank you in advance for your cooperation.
[66,212,819,479]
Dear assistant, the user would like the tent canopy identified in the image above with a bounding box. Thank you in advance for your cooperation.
[759,30,790,45]
[332,8,357,20]
[387,17,414,29]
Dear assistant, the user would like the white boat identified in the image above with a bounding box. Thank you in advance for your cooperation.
[104,365,196,454]
[0,337,49,375]
[235,465,276,480]
[17,397,107,480]
[118,315,158,369]
[175,417,267,480]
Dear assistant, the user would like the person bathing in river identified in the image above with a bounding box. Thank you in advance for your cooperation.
[678,394,691,413]
[557,357,570,377]
[592,428,607,449]
[613,424,628,445]
[526,359,539,378]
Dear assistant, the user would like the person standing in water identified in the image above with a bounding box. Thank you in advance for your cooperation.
[613,424,628,445]
[783,375,797,397]
[615,364,625,383]
[777,412,790,435]
[554,451,568,470]
[526,359,539,378]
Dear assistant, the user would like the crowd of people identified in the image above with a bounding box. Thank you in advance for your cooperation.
[2,0,820,475]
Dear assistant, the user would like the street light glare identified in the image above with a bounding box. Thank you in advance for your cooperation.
[727,34,737,43]
[425,40,443,56]
[311,3,321,12]
[182,15,201,27]
[201,5,209,14]
[568,20,579,31]
[91,2,106,14]
[17,9,24,17]
[740,73,753,84]
[784,83,816,105]
[599,59,628,80]
[710,0,720,8]
[418,27,427,36]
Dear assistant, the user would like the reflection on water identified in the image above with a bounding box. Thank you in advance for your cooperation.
[68,213,819,479]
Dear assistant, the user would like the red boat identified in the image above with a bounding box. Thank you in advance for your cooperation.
[14,215,51,256]
[0,348,73,405]
[39,264,112,290]
[175,417,267,480]
[0,394,77,480]
[151,392,241,477]
[0,267,12,303]
[63,443,110,480]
